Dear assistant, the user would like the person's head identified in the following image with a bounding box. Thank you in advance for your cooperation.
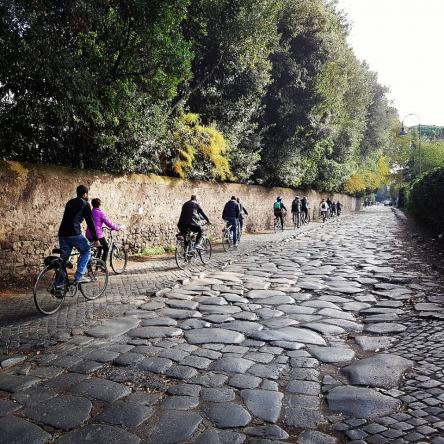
[277,196,282,201]
[321,198,325,202]
[76,185,89,200]
[190,194,197,201]
[295,196,300,200]
[231,195,236,200]
[236,197,240,203]
[91,198,101,208]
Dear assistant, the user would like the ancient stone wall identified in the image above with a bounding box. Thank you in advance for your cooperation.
[0,161,360,281]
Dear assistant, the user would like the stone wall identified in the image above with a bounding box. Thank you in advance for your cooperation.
[0,161,360,282]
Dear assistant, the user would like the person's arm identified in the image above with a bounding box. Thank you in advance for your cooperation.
[243,206,248,215]
[282,204,287,211]
[198,205,210,223]
[101,209,120,231]
[83,203,98,241]
[235,203,240,219]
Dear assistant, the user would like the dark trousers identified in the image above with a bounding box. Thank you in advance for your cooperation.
[178,224,203,245]
[274,211,284,228]
[97,237,109,262]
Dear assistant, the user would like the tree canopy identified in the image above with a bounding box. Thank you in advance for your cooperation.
[1,0,403,194]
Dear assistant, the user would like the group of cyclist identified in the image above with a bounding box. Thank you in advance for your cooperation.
[59,185,343,284]
[177,194,248,250]
[58,185,123,285]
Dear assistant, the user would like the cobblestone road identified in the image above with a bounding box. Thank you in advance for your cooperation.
[1,207,444,443]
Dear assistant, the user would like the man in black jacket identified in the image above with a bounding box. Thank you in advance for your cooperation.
[58,185,98,283]
[222,196,241,246]
[178,195,210,249]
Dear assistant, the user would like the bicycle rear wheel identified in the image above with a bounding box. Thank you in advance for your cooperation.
[222,229,231,251]
[80,258,108,300]
[199,237,212,264]
[175,240,189,269]
[34,266,66,315]
[110,243,128,274]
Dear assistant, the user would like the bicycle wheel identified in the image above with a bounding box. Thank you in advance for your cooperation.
[110,243,128,274]
[34,266,66,315]
[175,240,189,269]
[199,237,212,264]
[222,229,231,251]
[80,258,108,300]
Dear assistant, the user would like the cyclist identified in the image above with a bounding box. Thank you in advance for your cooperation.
[236,197,248,237]
[301,196,309,222]
[58,185,98,284]
[291,196,302,227]
[320,198,329,222]
[337,200,342,216]
[178,195,210,249]
[222,196,241,246]
[86,198,122,262]
[273,196,287,230]
[331,201,337,216]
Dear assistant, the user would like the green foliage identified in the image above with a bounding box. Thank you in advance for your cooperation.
[1,0,401,192]
[409,167,444,233]
[0,0,192,171]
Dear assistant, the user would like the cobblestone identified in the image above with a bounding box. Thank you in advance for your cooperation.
[1,207,444,442]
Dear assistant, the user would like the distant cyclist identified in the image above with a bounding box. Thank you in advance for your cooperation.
[178,195,210,249]
[331,201,337,216]
[320,199,329,223]
[273,196,287,230]
[223,196,241,246]
[58,185,98,284]
[236,197,248,237]
[336,200,342,216]
[301,196,309,222]
[291,196,302,228]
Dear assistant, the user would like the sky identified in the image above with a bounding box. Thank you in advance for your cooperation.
[336,0,444,126]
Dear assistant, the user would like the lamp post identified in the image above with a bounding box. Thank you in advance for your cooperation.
[400,113,422,175]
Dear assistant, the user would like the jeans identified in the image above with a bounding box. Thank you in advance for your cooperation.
[225,217,238,244]
[59,235,91,281]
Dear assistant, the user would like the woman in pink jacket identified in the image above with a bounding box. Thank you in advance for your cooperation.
[86,198,120,262]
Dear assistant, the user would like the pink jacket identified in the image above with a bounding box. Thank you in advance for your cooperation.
[86,207,119,240]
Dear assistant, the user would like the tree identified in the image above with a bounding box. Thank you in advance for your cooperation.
[0,0,192,172]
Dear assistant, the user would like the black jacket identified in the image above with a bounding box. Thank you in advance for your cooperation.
[292,199,301,212]
[222,200,240,219]
[58,197,97,240]
[178,200,209,226]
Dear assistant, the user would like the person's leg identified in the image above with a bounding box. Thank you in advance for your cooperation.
[279,213,284,230]
[99,237,109,262]
[227,217,237,243]
[72,235,91,281]
[191,225,203,246]
[56,237,72,287]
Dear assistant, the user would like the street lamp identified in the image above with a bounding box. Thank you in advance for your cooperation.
[400,113,422,175]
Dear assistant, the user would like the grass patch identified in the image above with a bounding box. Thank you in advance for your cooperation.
[136,245,176,257]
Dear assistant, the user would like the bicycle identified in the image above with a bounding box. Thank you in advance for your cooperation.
[222,220,239,251]
[292,212,302,229]
[274,212,286,232]
[99,227,128,274]
[175,224,212,269]
[301,208,310,225]
[33,249,108,315]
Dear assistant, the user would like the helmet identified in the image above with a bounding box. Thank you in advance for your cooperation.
[277,196,282,201]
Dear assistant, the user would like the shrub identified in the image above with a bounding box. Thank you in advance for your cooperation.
[409,167,444,233]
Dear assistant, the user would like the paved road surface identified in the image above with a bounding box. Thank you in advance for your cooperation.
[1,207,444,443]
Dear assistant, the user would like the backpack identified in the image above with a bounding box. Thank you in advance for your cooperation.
[273,201,281,210]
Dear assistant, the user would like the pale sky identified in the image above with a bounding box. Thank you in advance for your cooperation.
[337,0,444,126]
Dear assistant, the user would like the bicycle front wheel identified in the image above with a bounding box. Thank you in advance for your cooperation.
[110,244,128,274]
[175,241,189,269]
[80,258,108,300]
[199,238,212,264]
[34,266,66,315]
